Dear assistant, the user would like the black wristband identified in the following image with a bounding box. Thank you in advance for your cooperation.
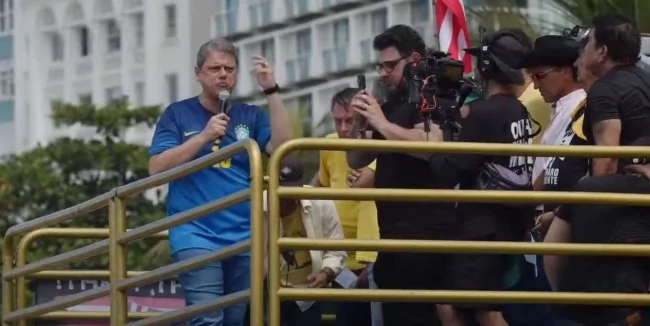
[263,84,280,95]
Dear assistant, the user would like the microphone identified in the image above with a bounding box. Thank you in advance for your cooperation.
[217,90,230,115]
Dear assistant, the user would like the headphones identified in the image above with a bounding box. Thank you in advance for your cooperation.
[477,28,524,82]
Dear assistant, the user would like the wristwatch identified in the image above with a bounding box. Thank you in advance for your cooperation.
[263,84,280,95]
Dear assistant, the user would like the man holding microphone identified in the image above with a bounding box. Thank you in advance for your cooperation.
[148,38,293,326]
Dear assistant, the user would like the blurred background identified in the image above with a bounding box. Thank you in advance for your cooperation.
[1,0,650,275]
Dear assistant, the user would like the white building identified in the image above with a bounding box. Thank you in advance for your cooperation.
[13,0,220,153]
[0,0,14,156]
[10,0,560,154]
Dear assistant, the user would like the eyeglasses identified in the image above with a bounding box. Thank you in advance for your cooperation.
[374,56,407,73]
[531,68,556,81]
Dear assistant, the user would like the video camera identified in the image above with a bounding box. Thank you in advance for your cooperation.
[405,49,476,141]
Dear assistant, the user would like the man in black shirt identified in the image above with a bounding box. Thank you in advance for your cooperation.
[346,25,455,325]
[578,13,650,175]
[418,30,535,325]
[543,136,650,325]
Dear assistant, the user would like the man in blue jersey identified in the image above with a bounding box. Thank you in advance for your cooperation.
[148,38,293,326]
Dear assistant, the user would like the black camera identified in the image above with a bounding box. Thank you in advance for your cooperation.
[406,49,476,140]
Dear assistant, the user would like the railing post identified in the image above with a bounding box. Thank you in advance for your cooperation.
[248,143,265,326]
[267,152,283,326]
[109,197,128,324]
[2,238,15,326]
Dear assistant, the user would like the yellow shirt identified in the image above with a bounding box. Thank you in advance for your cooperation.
[318,133,379,270]
[280,209,312,287]
[519,83,552,144]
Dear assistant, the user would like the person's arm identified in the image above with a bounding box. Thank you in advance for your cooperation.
[347,130,377,169]
[586,82,621,175]
[148,106,210,175]
[264,93,293,154]
[320,200,347,276]
[543,205,572,291]
[426,109,490,187]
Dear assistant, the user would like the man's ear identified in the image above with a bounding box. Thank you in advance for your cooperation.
[410,52,422,63]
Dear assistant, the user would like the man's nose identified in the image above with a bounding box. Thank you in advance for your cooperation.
[379,68,390,79]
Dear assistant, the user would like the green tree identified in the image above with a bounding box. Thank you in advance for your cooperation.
[0,99,166,271]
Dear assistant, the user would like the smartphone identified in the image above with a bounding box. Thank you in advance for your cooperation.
[357,74,366,91]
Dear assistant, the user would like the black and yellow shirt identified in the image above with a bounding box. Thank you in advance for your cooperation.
[279,209,312,287]
[542,99,589,212]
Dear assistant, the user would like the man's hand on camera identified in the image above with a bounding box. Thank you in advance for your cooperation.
[199,113,230,142]
[351,92,386,128]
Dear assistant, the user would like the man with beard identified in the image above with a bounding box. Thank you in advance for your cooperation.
[578,13,650,176]
[346,24,456,325]
[312,87,379,326]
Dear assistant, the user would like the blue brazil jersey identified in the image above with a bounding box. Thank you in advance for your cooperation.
[149,97,271,255]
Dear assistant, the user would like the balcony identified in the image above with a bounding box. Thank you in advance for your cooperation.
[76,57,93,77]
[249,0,272,29]
[104,53,122,71]
[322,46,348,74]
[47,63,64,83]
[285,54,310,84]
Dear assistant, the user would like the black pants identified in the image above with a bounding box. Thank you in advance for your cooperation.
[373,251,445,326]
[333,268,371,326]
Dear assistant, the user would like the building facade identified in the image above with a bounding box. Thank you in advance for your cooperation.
[13,0,220,153]
[8,0,563,155]
[0,0,14,156]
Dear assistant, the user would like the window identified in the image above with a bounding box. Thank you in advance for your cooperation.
[134,82,145,107]
[165,5,177,38]
[79,94,92,105]
[106,19,121,53]
[296,30,311,55]
[166,74,178,103]
[225,0,238,35]
[105,86,122,102]
[0,0,13,34]
[370,9,387,34]
[51,33,64,62]
[78,26,90,57]
[410,0,429,24]
[333,19,349,46]
[260,39,275,64]
[0,69,13,97]
[133,12,144,47]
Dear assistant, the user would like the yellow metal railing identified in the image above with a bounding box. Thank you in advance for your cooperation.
[266,138,650,326]
[2,139,266,326]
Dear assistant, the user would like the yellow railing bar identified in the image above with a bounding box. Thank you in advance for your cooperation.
[266,138,650,326]
[279,288,650,306]
[117,189,250,245]
[278,186,650,206]
[278,238,650,256]
[2,139,265,326]
[128,290,251,326]
[12,228,168,316]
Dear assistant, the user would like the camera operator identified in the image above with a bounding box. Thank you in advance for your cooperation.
[543,136,650,325]
[578,13,650,176]
[412,30,535,326]
[346,24,457,325]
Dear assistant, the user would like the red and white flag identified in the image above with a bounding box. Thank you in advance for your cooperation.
[435,0,472,73]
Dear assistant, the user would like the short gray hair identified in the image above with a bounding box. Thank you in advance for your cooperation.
[196,38,239,68]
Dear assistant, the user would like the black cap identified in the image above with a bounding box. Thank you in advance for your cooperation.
[519,35,580,69]
[278,156,304,186]
[464,29,529,84]
[622,137,650,166]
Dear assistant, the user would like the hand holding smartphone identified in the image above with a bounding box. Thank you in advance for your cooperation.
[355,74,369,136]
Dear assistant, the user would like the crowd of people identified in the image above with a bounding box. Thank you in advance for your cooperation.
[147,11,650,326]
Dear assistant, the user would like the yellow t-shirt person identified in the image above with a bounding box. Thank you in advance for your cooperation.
[519,82,552,144]
[280,209,312,287]
[318,133,379,271]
